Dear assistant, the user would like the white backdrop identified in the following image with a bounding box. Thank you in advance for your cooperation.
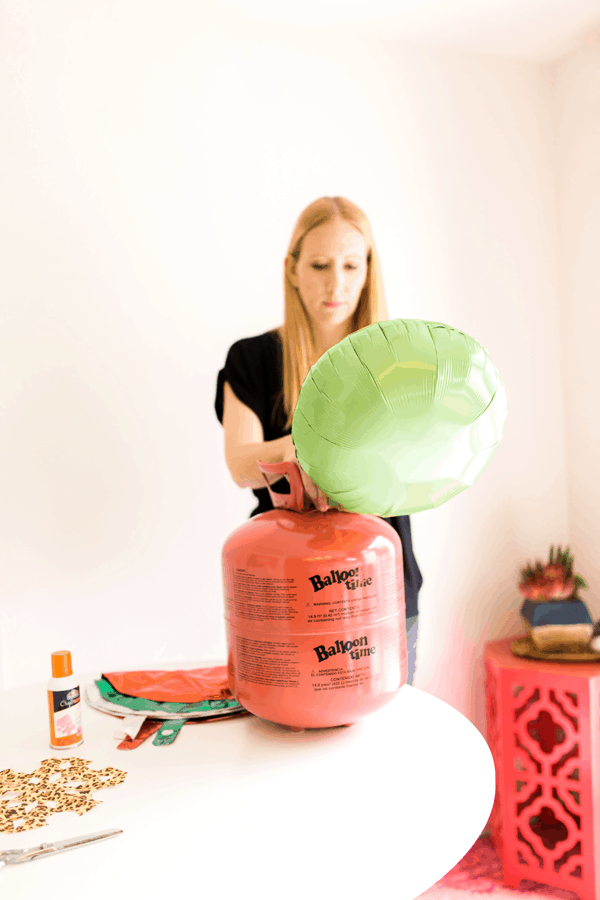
[1,2,599,744]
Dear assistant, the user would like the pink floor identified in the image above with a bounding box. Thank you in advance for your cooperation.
[416,832,581,899]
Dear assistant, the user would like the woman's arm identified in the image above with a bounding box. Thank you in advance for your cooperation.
[223,381,296,489]
[233,434,296,490]
[223,381,340,510]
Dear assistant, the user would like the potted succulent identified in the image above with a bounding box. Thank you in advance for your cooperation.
[518,545,593,652]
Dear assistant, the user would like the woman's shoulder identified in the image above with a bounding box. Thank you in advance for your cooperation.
[228,327,281,358]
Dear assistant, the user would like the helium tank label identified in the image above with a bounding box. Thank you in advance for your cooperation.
[226,622,405,698]
[222,531,407,725]
[224,555,402,635]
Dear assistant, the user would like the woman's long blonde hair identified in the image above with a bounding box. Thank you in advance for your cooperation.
[271,197,389,432]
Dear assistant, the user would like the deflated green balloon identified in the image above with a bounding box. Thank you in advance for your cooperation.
[292,319,508,516]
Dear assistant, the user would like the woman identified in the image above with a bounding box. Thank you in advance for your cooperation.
[214,196,423,685]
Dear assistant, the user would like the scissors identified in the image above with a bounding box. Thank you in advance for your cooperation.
[0,828,122,868]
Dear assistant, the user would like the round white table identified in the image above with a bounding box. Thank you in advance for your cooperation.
[0,662,495,900]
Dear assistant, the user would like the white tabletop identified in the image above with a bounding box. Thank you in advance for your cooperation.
[0,663,495,900]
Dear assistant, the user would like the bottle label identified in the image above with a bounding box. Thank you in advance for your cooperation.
[48,687,83,747]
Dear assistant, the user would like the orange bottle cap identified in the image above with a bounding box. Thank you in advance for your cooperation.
[51,650,73,678]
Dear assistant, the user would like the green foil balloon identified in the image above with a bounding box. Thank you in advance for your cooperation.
[292,318,508,516]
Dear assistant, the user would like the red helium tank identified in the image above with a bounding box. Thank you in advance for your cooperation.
[222,460,407,729]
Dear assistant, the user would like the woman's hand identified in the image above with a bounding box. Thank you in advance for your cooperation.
[281,434,343,512]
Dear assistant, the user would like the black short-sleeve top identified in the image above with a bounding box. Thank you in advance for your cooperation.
[215,329,423,618]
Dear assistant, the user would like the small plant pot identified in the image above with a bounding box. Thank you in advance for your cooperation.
[520,598,594,652]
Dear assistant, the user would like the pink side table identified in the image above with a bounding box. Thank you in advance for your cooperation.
[484,635,600,899]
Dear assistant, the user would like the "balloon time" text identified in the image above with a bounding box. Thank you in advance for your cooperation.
[308,568,372,593]
[313,635,377,662]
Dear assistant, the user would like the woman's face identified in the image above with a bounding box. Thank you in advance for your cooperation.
[286,219,369,331]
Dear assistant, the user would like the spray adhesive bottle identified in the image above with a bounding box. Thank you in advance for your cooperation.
[47,650,83,749]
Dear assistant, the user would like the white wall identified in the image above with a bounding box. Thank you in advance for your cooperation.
[552,34,600,660]
[1,2,598,742]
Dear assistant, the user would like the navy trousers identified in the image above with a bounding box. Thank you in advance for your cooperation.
[406,614,419,686]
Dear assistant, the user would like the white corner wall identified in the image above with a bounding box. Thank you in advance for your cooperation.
[0,4,597,743]
[553,34,600,626]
